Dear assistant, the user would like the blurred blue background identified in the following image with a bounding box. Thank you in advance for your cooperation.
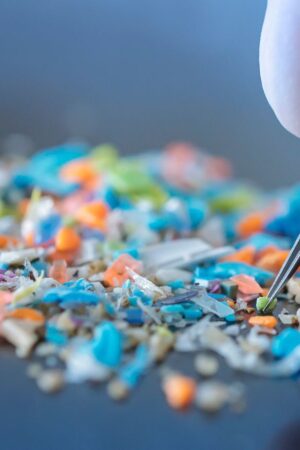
[0,0,299,187]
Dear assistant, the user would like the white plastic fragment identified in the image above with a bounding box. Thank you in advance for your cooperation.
[66,346,111,383]
[278,308,298,325]
[13,272,44,304]
[238,327,271,354]
[1,318,38,357]
[37,370,65,393]
[287,278,300,304]
[126,267,165,298]
[192,290,234,318]
[136,298,162,325]
[175,315,222,352]
[195,381,229,412]
[0,248,44,265]
[224,324,240,336]
[154,268,192,284]
[194,354,219,377]
[107,379,129,401]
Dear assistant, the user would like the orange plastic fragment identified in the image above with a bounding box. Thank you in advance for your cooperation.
[236,212,265,238]
[76,201,109,230]
[103,254,142,287]
[256,250,289,273]
[55,227,81,252]
[248,315,278,328]
[230,274,262,295]
[0,235,19,249]
[163,375,196,409]
[222,246,255,265]
[7,308,45,324]
[48,249,77,264]
[255,245,278,261]
[49,260,69,284]
[24,232,35,247]
[60,159,99,188]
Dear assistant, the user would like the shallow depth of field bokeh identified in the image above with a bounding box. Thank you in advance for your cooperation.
[0,0,299,187]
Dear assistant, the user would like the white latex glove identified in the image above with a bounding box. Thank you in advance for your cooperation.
[260,0,300,137]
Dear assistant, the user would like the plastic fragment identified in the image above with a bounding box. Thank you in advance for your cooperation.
[0,248,44,265]
[272,328,300,358]
[248,316,278,329]
[256,296,277,314]
[55,226,81,252]
[194,354,219,377]
[162,374,196,409]
[195,381,229,413]
[92,322,122,368]
[37,370,65,393]
[192,291,234,318]
[230,274,262,295]
[49,259,69,284]
[1,318,38,357]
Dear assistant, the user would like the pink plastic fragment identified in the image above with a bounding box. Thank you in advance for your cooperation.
[230,274,262,296]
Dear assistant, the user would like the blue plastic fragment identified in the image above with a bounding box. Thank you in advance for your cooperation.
[124,308,145,325]
[186,199,207,230]
[102,186,120,209]
[113,248,140,260]
[194,262,273,285]
[182,305,203,320]
[45,324,68,346]
[167,280,185,290]
[31,259,47,275]
[119,344,150,387]
[265,191,300,239]
[272,328,300,358]
[63,278,94,291]
[225,313,236,323]
[131,289,152,305]
[36,214,62,244]
[43,287,99,305]
[236,233,290,251]
[13,145,86,196]
[92,322,122,368]
[209,293,227,300]
[148,213,175,232]
[160,304,185,315]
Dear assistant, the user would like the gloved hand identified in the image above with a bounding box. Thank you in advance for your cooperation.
[260,0,300,137]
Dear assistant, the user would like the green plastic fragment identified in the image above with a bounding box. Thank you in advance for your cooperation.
[0,200,15,218]
[109,162,167,208]
[221,280,238,299]
[90,144,119,170]
[256,296,277,314]
[210,189,255,213]
[109,162,154,194]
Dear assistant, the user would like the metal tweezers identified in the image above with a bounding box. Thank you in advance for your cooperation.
[263,234,300,312]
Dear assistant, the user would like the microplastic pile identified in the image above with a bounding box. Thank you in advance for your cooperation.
[0,141,300,414]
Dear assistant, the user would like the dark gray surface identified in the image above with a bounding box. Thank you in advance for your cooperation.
[1,348,300,450]
[1,1,300,449]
